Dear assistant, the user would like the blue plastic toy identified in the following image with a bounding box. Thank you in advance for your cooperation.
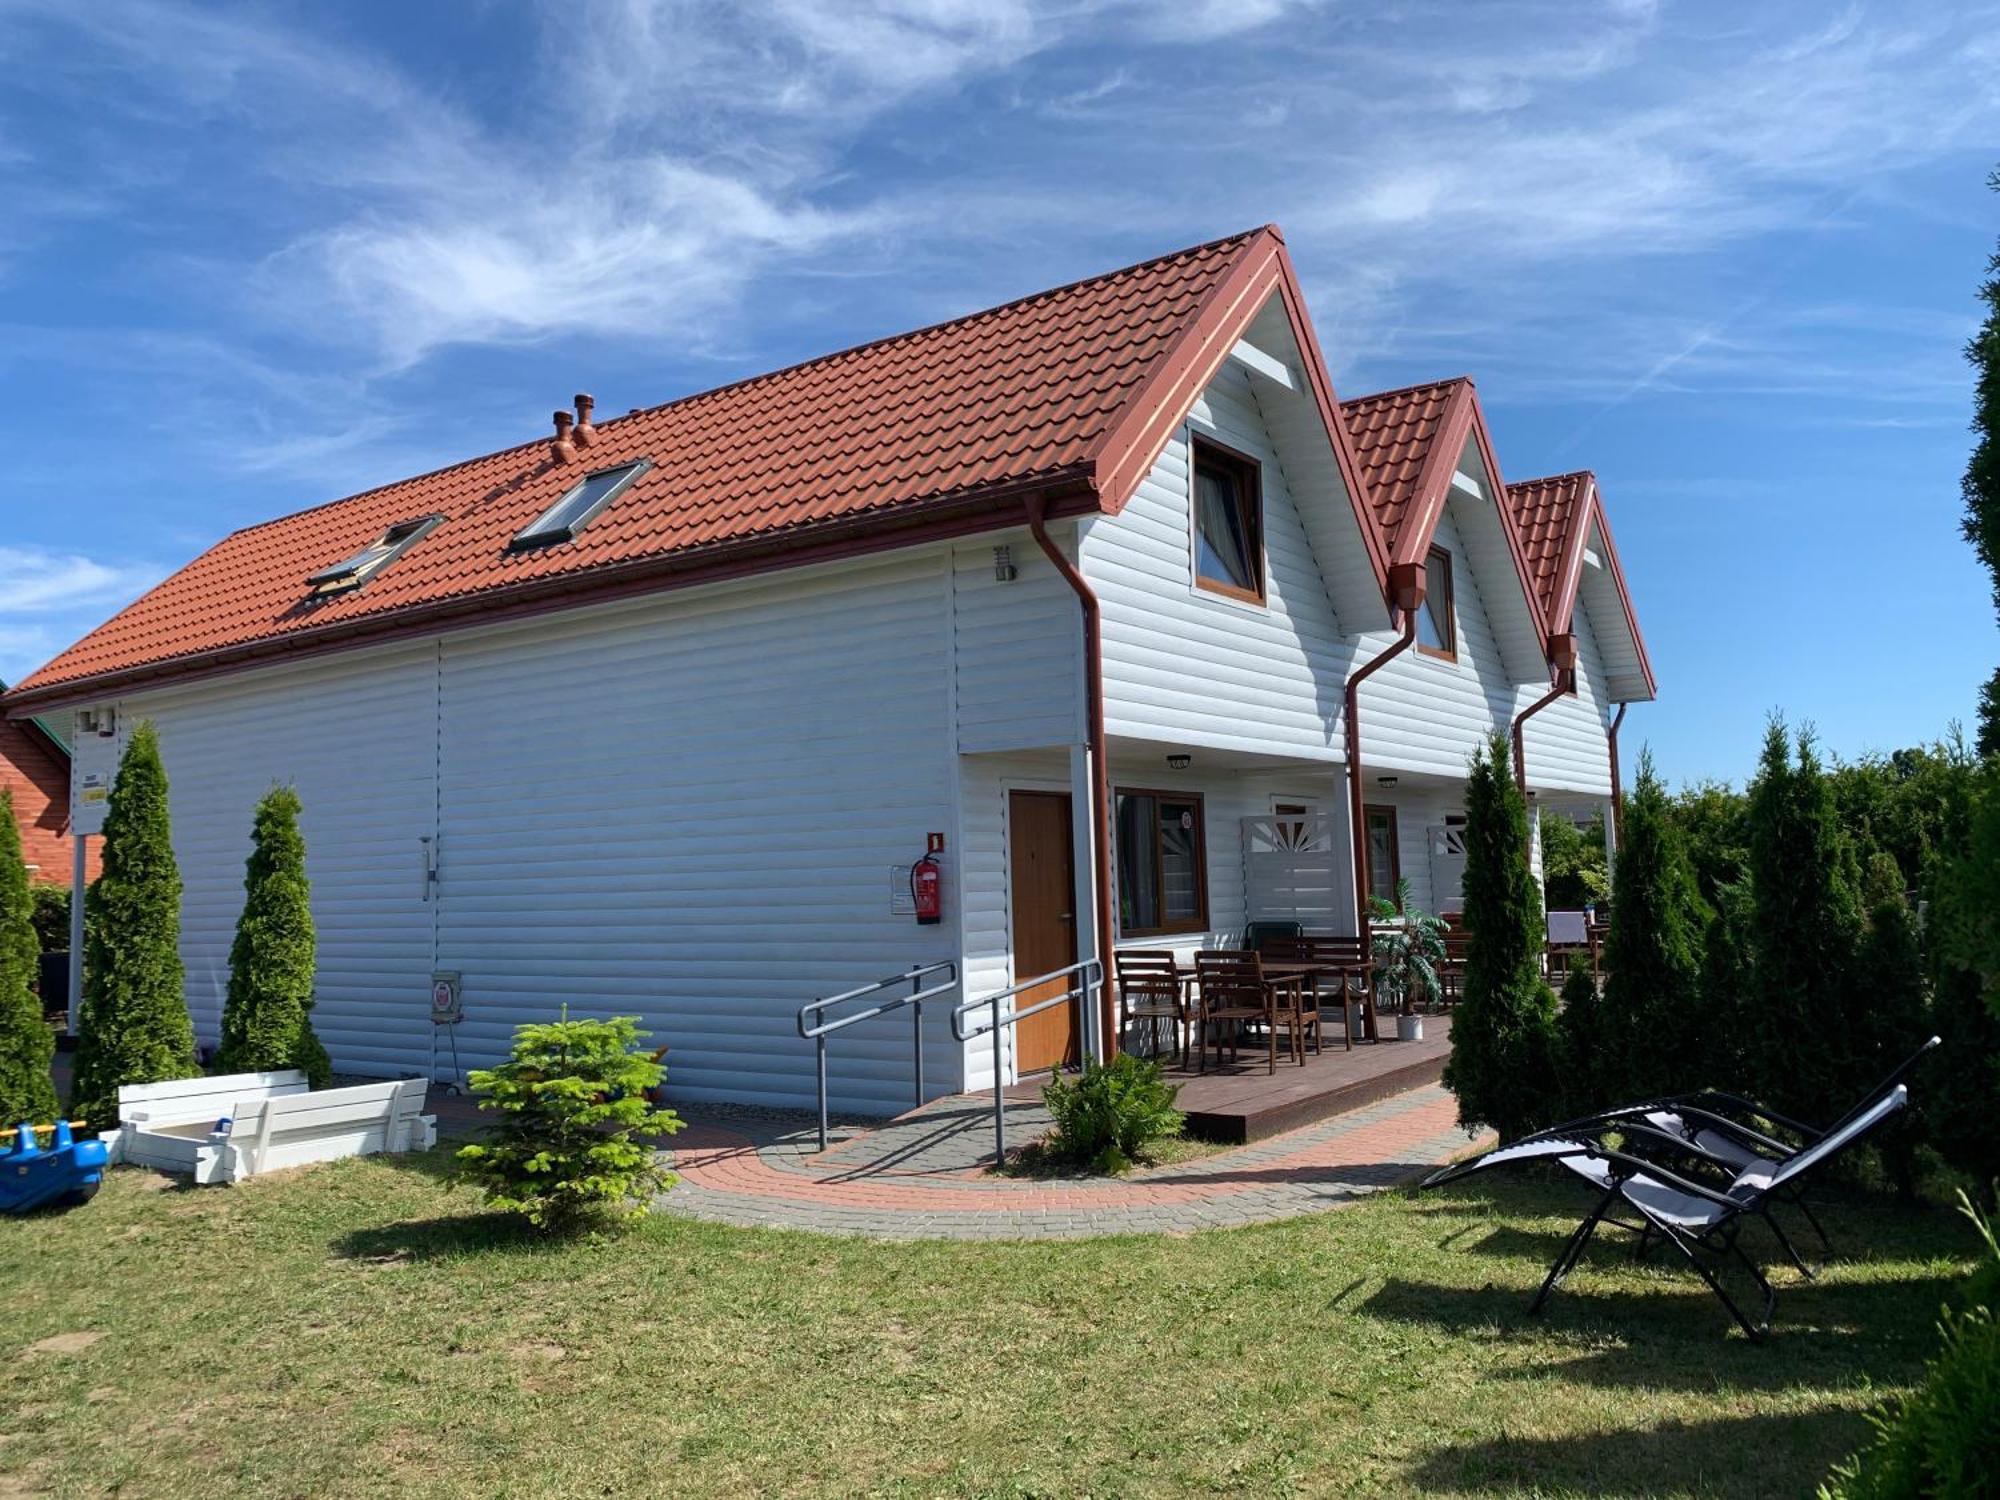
[2,1120,108,1215]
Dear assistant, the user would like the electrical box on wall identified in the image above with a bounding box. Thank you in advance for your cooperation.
[70,705,126,838]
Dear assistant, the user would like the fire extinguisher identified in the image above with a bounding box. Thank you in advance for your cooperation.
[911,834,944,925]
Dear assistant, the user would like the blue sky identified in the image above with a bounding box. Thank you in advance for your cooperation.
[1,0,1995,786]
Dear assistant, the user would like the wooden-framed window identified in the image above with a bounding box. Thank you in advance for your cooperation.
[1191,437,1264,604]
[1363,804,1401,910]
[1416,545,1457,660]
[1115,788,1209,935]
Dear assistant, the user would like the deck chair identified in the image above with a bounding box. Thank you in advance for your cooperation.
[1421,1086,1910,1339]
[1549,1036,1940,1259]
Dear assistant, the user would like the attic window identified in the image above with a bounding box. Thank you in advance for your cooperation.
[511,459,650,551]
[1191,438,1264,604]
[1416,546,1457,659]
[305,516,441,596]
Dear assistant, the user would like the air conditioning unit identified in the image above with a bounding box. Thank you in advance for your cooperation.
[77,706,117,737]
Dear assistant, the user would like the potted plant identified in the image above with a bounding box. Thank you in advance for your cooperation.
[1368,879,1447,1041]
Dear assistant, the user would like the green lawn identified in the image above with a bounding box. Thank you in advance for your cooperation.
[0,1155,1977,1498]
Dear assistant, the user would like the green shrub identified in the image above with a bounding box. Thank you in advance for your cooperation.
[1539,810,1609,911]
[29,884,70,954]
[0,791,57,1125]
[1820,1193,2000,1498]
[1040,1052,1185,1174]
[1599,751,1708,1103]
[1555,954,1610,1120]
[216,786,330,1087]
[455,1013,684,1233]
[1442,735,1563,1142]
[1740,719,1868,1128]
[70,722,197,1130]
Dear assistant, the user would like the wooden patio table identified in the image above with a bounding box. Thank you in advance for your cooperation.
[1259,959,1379,1043]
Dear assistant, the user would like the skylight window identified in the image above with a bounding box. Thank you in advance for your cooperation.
[511,460,650,551]
[305,516,441,596]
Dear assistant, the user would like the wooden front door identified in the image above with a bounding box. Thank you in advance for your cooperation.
[1007,790,1078,1074]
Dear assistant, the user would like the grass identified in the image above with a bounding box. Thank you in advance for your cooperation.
[0,1155,1980,1499]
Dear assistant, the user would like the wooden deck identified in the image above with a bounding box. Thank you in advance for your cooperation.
[1157,1014,1454,1145]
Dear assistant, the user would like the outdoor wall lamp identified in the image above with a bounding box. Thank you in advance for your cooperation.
[992,545,1017,582]
[1166,753,1192,770]
[1376,775,1399,788]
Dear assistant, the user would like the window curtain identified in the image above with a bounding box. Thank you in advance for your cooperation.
[1195,468,1254,590]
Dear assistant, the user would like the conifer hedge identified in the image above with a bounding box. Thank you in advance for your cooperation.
[1741,719,1866,1127]
[1596,751,1707,1103]
[69,722,198,1129]
[0,790,57,1125]
[217,785,330,1087]
[1442,735,1563,1141]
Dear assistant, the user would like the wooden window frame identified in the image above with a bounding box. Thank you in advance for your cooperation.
[1114,787,1211,937]
[1416,545,1457,661]
[1189,436,1266,606]
[1363,803,1402,910]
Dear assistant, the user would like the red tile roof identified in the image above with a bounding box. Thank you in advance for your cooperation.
[1338,378,1469,558]
[1504,471,1593,625]
[16,227,1324,705]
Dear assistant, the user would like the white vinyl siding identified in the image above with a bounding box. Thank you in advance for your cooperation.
[951,525,1081,753]
[117,645,440,1074]
[107,549,967,1115]
[1346,505,1523,781]
[1084,362,1348,760]
[1517,605,1616,796]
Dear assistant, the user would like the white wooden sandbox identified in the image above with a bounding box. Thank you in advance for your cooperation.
[102,1071,436,1185]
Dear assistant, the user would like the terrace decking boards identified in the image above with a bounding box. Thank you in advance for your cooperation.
[1161,1015,1454,1144]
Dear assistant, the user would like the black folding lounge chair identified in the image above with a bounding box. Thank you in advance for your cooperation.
[1421,1085,1910,1339]
[1543,1036,1939,1260]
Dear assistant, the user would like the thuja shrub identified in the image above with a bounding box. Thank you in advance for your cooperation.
[70,722,197,1130]
[1041,1052,1185,1174]
[0,790,57,1125]
[1442,735,1563,1142]
[1820,1194,2000,1498]
[455,1013,684,1233]
[216,786,331,1087]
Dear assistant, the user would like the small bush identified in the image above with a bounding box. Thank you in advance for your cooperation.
[0,791,57,1125]
[29,884,70,954]
[216,785,330,1087]
[1820,1192,2000,1498]
[1040,1052,1185,1174]
[455,1013,684,1233]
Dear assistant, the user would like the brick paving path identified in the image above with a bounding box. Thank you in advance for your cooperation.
[655,1083,1489,1240]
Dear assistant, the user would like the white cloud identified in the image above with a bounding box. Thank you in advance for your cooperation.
[0,548,165,682]
[0,548,159,616]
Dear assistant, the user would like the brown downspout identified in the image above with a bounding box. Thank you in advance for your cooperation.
[1510,632,1580,804]
[1025,496,1119,1060]
[1343,562,1427,931]
[1605,702,1628,846]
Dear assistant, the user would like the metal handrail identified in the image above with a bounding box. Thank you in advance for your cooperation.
[797,960,959,1151]
[951,957,1103,1166]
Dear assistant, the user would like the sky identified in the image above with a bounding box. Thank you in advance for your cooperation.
[0,0,1995,786]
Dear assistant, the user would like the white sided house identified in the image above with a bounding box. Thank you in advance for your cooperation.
[8,226,1654,1116]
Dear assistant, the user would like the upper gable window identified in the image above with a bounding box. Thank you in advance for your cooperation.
[511,460,650,551]
[1416,545,1457,659]
[1191,438,1264,604]
[305,515,441,596]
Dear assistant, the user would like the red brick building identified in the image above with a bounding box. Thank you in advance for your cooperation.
[0,713,91,886]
